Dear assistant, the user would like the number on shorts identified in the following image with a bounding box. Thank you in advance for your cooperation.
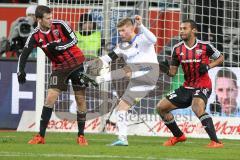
[50,76,58,85]
[168,91,177,100]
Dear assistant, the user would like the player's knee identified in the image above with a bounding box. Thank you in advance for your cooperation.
[75,94,85,102]
[45,97,58,107]
[156,101,167,114]
[75,95,86,109]
[45,88,60,106]
[156,104,164,115]
[77,103,86,111]
[76,98,85,106]
[192,99,206,117]
[44,98,57,107]
[123,66,132,78]
[192,105,205,117]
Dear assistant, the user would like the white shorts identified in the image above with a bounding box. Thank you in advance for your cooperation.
[121,63,159,105]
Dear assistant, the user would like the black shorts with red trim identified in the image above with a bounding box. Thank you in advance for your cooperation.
[166,86,212,108]
[49,64,86,91]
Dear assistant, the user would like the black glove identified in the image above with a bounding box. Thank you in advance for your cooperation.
[79,73,99,87]
[199,64,209,75]
[47,42,63,56]
[17,71,26,84]
[159,59,170,74]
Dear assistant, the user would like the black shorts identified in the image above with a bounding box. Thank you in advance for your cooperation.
[166,86,212,108]
[49,64,86,91]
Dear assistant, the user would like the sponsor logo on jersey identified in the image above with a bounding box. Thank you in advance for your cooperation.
[181,59,201,63]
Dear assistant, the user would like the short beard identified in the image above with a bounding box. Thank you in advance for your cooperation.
[181,37,188,42]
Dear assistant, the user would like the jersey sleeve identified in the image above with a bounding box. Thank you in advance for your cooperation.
[171,47,180,66]
[206,43,221,60]
[57,20,77,50]
[17,33,37,73]
[139,24,157,45]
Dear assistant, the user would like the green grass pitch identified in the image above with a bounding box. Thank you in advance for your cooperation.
[0,131,239,160]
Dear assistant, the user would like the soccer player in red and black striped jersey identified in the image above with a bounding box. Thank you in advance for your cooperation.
[157,19,224,148]
[17,5,89,145]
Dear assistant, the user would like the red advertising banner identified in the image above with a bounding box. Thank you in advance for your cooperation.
[18,111,240,139]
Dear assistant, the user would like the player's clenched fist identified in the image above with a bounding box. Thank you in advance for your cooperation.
[134,15,142,26]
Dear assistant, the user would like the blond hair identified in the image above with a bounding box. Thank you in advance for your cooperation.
[117,17,134,28]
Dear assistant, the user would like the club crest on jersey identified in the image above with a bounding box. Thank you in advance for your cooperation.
[53,29,59,36]
[196,49,202,55]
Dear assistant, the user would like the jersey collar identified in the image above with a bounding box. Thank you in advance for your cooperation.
[38,24,51,34]
[183,38,198,50]
[129,33,140,44]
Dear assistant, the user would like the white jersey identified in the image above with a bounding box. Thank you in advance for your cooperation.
[113,24,158,64]
[97,24,159,96]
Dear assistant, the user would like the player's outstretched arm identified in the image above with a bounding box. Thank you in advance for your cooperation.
[17,46,32,84]
[17,31,37,84]
[17,32,36,84]
[208,54,224,69]
[135,15,157,44]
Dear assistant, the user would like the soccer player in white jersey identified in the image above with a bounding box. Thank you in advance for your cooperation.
[88,15,159,146]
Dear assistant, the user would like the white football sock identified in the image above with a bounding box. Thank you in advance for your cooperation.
[116,110,128,141]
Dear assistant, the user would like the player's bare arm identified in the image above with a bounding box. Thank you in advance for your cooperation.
[199,43,224,75]
[208,54,224,69]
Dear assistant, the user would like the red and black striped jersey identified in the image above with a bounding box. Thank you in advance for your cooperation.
[171,39,221,89]
[18,19,85,72]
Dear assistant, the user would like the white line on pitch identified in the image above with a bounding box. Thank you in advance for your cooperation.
[0,152,196,160]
